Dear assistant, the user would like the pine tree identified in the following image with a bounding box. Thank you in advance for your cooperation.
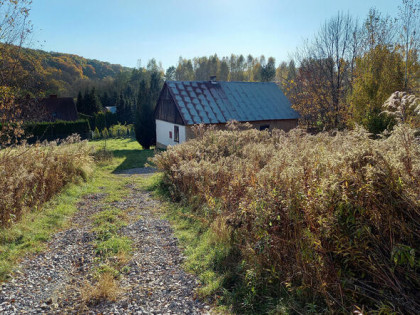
[150,71,162,103]
[135,80,155,149]
[261,57,276,82]
[116,92,125,123]
[89,87,102,114]
[100,91,110,108]
[83,89,92,114]
[76,91,84,113]
[125,97,135,124]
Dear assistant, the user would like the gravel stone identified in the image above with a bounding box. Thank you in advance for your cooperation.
[0,169,212,314]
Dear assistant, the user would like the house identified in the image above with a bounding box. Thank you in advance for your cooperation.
[105,106,117,114]
[40,95,78,121]
[154,78,299,148]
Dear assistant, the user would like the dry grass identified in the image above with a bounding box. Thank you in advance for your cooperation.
[0,134,93,227]
[81,272,121,304]
[152,123,420,313]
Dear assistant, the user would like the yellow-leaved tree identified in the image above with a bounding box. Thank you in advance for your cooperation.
[350,45,405,134]
[0,0,33,146]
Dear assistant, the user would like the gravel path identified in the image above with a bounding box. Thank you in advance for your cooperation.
[0,170,211,314]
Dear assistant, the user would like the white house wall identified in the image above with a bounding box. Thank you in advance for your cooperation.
[156,119,186,147]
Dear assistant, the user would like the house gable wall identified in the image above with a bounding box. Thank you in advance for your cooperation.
[156,119,186,149]
[155,86,184,125]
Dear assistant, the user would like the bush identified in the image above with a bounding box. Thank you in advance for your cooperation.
[152,124,420,314]
[93,127,101,139]
[95,112,106,131]
[101,128,109,139]
[0,135,93,227]
[109,123,133,138]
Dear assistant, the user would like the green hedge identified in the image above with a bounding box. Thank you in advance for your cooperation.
[24,119,91,140]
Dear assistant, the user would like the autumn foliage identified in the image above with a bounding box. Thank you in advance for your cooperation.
[153,124,420,313]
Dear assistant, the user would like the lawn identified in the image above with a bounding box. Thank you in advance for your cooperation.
[89,138,155,172]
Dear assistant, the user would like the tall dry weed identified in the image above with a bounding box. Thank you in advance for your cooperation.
[152,124,420,313]
[0,134,93,226]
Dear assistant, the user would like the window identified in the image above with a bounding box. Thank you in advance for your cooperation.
[169,131,172,139]
[259,124,270,131]
[174,126,179,142]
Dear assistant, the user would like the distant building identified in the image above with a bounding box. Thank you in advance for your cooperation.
[105,106,117,114]
[154,78,299,148]
[40,95,78,121]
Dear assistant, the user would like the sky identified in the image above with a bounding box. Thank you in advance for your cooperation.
[29,0,400,69]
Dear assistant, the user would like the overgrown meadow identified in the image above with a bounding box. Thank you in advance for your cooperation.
[0,135,93,227]
[152,123,420,314]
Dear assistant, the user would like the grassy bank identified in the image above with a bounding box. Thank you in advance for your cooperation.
[152,124,420,314]
[0,138,150,281]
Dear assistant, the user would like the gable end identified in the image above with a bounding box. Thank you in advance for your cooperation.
[155,84,185,125]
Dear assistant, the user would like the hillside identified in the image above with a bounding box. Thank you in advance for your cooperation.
[2,45,132,97]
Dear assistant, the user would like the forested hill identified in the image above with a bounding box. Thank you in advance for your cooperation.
[4,45,132,97]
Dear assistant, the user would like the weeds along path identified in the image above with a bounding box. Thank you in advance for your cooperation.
[0,170,211,314]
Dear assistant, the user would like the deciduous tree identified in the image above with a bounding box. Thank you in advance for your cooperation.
[291,12,360,129]
[398,0,419,91]
[350,46,404,133]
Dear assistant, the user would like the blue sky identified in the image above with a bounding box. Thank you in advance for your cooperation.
[29,0,399,69]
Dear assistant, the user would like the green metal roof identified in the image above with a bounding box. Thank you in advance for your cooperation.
[166,81,299,125]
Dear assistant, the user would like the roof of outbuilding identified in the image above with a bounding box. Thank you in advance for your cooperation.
[165,81,299,125]
[40,96,78,121]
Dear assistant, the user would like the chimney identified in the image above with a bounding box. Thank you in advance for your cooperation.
[49,94,58,99]
[210,76,217,84]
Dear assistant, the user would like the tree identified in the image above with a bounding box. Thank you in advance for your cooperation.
[219,59,229,81]
[88,87,102,114]
[276,61,288,85]
[0,0,33,146]
[350,45,404,133]
[0,0,32,88]
[261,57,276,81]
[398,0,420,91]
[116,92,126,122]
[229,54,246,81]
[76,91,84,113]
[100,91,110,107]
[288,58,333,128]
[135,80,155,149]
[291,12,360,129]
[81,87,102,115]
[149,70,163,104]
[362,8,396,52]
[175,57,194,80]
[165,66,176,81]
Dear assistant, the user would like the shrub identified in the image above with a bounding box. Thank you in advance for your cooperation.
[94,112,106,131]
[93,127,101,139]
[152,124,420,313]
[101,127,109,139]
[0,135,93,227]
[108,123,134,139]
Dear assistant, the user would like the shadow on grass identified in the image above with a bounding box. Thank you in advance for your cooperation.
[111,149,155,173]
